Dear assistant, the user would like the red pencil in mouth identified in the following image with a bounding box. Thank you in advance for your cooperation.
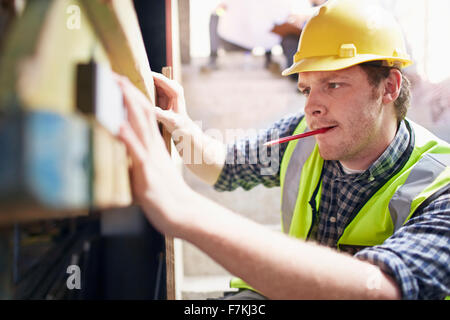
[264,127,332,147]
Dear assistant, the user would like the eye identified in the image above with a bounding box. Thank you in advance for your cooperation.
[328,82,341,89]
[299,88,310,96]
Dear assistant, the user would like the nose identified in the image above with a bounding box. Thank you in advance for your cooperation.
[304,90,327,118]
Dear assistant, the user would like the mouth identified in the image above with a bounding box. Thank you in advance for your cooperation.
[316,125,338,134]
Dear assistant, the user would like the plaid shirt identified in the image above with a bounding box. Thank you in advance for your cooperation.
[214,112,450,300]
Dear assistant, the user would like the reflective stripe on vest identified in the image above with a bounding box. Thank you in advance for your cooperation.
[389,153,450,231]
[281,132,316,233]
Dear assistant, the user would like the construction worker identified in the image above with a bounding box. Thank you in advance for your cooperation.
[116,0,450,299]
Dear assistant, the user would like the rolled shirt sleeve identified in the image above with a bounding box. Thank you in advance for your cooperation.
[214,113,304,192]
[355,190,450,300]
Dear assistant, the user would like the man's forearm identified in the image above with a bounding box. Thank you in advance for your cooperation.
[174,119,226,185]
[176,191,402,300]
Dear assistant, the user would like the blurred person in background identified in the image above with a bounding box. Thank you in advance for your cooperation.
[272,0,328,81]
[202,0,297,72]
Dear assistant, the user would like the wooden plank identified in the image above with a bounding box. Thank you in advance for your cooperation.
[0,111,91,225]
[162,66,175,300]
[164,236,175,300]
[0,111,91,209]
[0,205,89,228]
[0,110,134,225]
[162,0,183,299]
[75,0,161,210]
[166,0,182,83]
[165,0,173,69]
[91,123,132,209]
[0,0,110,113]
[79,0,155,105]
[161,66,174,152]
[75,62,132,208]
[0,0,148,219]
[178,0,191,64]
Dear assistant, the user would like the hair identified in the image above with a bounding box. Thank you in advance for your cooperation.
[359,61,411,122]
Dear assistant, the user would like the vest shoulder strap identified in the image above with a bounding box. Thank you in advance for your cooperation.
[280,117,316,233]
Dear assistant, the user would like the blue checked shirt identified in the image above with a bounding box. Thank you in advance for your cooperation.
[214,112,450,300]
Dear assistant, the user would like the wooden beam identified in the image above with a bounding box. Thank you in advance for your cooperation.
[79,0,155,105]
[0,0,138,219]
[91,122,132,209]
[75,61,132,209]
[0,110,132,225]
[0,111,91,225]
[0,0,110,113]
[178,0,191,64]
[162,66,175,300]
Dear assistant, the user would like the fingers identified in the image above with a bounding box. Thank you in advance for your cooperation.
[152,71,178,96]
[153,106,174,122]
[117,123,147,167]
[153,106,180,133]
[153,72,182,107]
[153,72,176,111]
[117,84,172,167]
[117,79,153,149]
[152,72,189,116]
[114,73,153,112]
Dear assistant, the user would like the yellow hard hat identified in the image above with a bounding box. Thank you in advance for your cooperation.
[282,0,413,76]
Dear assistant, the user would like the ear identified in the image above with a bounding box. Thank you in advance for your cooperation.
[382,69,402,104]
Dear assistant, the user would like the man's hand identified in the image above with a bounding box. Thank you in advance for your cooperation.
[152,72,226,186]
[115,74,194,236]
[152,71,192,134]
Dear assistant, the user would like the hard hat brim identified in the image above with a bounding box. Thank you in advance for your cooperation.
[282,54,413,76]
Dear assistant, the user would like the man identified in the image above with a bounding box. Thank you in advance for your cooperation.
[116,0,450,299]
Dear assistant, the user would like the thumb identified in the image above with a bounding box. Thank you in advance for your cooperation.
[153,106,179,133]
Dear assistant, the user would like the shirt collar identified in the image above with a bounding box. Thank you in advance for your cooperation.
[331,120,410,181]
[366,120,410,179]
